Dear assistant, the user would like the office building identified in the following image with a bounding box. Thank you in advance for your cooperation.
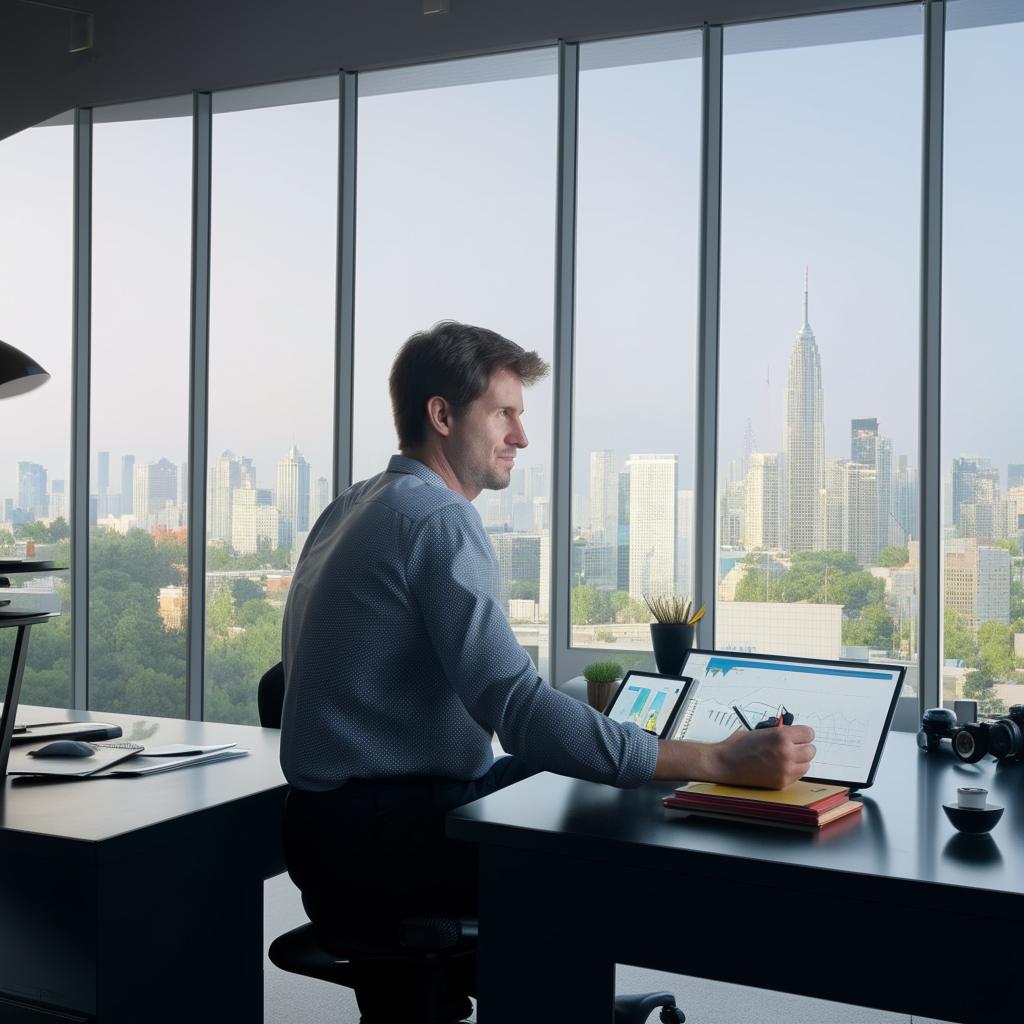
[48,479,67,521]
[824,459,879,566]
[783,275,824,553]
[311,476,330,524]
[617,469,631,591]
[589,450,618,544]
[875,434,895,549]
[208,450,256,544]
[675,489,694,600]
[97,451,110,495]
[850,417,878,466]
[719,478,745,548]
[627,453,677,599]
[742,453,780,551]
[231,485,279,555]
[120,454,135,515]
[1009,464,1024,491]
[951,456,1000,529]
[944,538,1011,632]
[158,585,187,630]
[276,445,311,550]
[491,532,541,612]
[895,456,917,541]
[17,461,47,520]
[133,458,178,527]
[717,601,843,661]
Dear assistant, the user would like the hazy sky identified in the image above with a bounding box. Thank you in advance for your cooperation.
[1,5,1021,515]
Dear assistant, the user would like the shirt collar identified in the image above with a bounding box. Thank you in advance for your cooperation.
[387,454,450,491]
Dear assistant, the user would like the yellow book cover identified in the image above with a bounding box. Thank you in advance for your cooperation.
[673,780,847,807]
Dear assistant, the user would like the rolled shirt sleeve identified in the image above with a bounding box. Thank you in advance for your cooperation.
[406,502,659,788]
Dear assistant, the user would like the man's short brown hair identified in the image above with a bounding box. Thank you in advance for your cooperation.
[389,321,550,450]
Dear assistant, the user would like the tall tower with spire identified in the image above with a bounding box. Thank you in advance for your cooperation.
[783,269,825,553]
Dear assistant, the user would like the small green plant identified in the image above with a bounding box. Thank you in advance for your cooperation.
[643,594,705,626]
[583,660,623,684]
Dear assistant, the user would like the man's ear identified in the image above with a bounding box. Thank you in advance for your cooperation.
[425,395,454,438]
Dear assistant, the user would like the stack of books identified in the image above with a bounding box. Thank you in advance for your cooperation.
[663,780,862,832]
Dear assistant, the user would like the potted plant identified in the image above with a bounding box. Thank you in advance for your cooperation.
[643,595,705,676]
[583,660,623,712]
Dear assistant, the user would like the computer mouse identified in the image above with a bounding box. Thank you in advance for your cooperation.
[29,740,96,758]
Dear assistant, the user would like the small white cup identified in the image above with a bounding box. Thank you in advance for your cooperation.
[957,786,988,810]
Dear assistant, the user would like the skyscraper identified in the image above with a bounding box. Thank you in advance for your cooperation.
[49,479,67,521]
[875,434,894,549]
[783,273,824,553]
[121,455,136,516]
[675,489,694,600]
[208,451,255,543]
[850,418,879,465]
[17,462,47,520]
[951,457,999,528]
[627,453,677,599]
[589,450,618,544]
[276,445,311,550]
[1009,464,1024,491]
[231,485,279,555]
[310,476,330,524]
[97,451,110,495]
[133,458,178,525]
[743,453,780,551]
[895,455,917,541]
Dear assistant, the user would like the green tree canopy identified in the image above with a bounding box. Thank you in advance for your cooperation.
[878,546,909,567]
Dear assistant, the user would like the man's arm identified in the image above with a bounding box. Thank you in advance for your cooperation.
[654,725,817,789]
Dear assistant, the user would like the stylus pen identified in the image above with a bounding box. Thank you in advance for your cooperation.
[732,705,753,731]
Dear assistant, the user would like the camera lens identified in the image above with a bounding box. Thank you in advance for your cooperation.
[953,728,987,763]
[989,719,1024,762]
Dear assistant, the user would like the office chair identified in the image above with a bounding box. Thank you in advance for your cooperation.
[260,662,685,1024]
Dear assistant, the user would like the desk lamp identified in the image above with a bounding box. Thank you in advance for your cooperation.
[0,338,50,781]
[0,338,49,398]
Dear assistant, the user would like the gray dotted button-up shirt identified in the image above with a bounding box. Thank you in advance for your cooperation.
[280,454,659,792]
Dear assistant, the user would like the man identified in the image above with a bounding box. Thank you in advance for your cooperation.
[281,321,814,1023]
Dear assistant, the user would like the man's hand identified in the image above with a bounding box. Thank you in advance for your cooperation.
[653,725,816,789]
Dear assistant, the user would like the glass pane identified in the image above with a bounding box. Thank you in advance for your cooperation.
[942,0,1024,713]
[90,101,192,716]
[0,118,73,708]
[570,33,702,658]
[206,80,338,724]
[352,51,557,675]
[716,8,922,695]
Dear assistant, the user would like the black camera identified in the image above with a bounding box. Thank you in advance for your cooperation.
[918,705,1024,764]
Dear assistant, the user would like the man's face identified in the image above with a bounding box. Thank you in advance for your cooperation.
[447,367,529,496]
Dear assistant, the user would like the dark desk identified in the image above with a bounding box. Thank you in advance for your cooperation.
[0,707,288,1023]
[449,733,1022,1023]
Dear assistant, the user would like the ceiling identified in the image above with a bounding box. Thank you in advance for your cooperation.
[1,0,909,141]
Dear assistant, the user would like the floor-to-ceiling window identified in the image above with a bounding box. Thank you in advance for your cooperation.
[569,33,702,667]
[716,8,922,696]
[352,51,558,675]
[89,99,192,716]
[0,115,74,708]
[941,0,1024,714]
[205,79,338,724]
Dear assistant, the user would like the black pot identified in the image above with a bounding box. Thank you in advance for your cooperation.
[650,623,694,676]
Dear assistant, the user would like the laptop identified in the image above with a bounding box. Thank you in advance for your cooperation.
[669,649,906,790]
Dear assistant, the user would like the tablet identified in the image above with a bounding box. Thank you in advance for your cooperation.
[604,671,692,739]
[670,649,906,790]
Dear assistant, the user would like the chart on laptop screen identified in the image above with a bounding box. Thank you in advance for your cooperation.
[672,651,902,785]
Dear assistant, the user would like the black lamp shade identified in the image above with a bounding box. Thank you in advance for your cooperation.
[0,339,49,399]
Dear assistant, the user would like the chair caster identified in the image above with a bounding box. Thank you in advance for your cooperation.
[613,990,685,1024]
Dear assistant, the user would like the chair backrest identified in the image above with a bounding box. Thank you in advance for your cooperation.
[258,661,286,729]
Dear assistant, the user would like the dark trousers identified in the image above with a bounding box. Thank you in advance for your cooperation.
[284,756,537,1022]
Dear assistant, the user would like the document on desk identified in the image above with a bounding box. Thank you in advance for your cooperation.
[92,747,249,776]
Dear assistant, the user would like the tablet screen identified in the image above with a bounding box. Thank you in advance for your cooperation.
[673,650,905,788]
[605,672,690,738]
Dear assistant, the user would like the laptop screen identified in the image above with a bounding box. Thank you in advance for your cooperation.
[673,649,905,788]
